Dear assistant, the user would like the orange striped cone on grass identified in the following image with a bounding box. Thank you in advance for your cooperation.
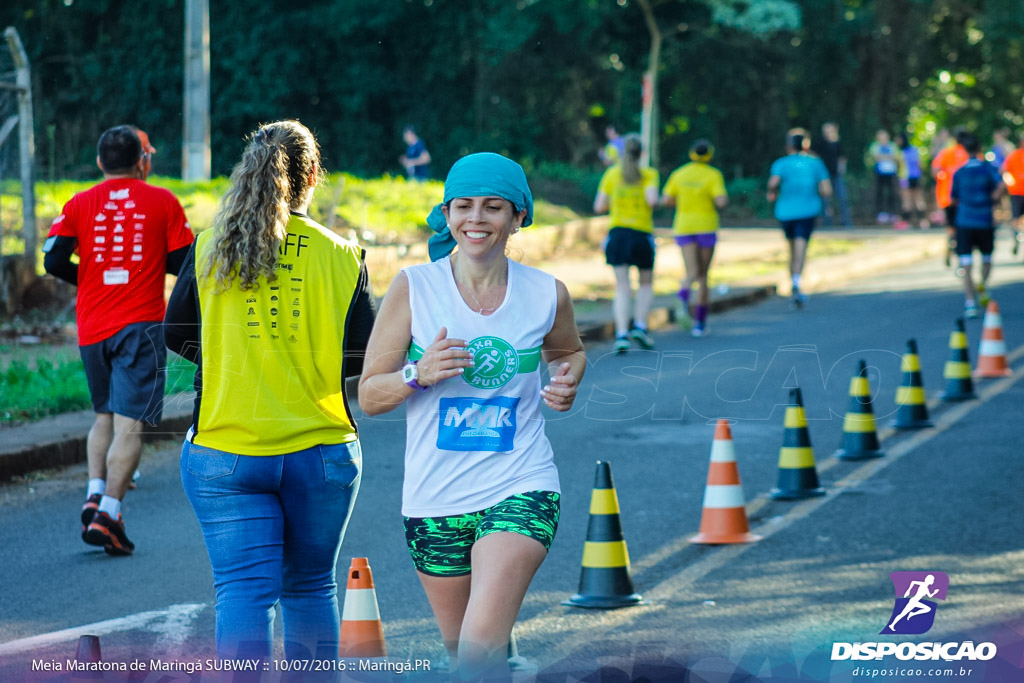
[974,301,1012,378]
[339,557,387,658]
[771,387,826,499]
[563,461,643,608]
[835,360,885,460]
[689,420,761,544]
[892,339,933,429]
[940,318,976,401]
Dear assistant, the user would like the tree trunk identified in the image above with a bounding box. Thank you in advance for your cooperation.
[637,0,661,168]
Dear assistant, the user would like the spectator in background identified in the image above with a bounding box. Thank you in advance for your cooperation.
[812,122,852,227]
[42,125,194,556]
[951,132,1004,317]
[987,128,1015,168]
[660,139,728,337]
[767,131,832,309]
[599,124,625,167]
[895,132,928,230]
[932,129,971,267]
[1000,131,1024,257]
[867,129,901,224]
[400,125,431,181]
[594,134,660,352]
[165,120,375,664]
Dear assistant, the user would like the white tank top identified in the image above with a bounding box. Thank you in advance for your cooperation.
[401,256,561,517]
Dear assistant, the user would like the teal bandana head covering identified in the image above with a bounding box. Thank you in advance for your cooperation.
[426,152,534,261]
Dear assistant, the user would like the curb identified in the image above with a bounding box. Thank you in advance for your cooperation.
[0,401,194,482]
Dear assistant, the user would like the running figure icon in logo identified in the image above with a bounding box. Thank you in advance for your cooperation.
[881,571,949,635]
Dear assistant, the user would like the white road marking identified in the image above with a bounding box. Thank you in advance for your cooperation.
[0,603,207,656]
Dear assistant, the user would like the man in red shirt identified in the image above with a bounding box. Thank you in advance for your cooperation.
[43,125,194,556]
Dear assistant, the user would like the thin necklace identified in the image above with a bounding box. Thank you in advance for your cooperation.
[455,257,508,314]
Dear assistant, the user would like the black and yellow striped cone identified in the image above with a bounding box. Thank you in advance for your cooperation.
[563,461,643,609]
[834,360,885,461]
[940,318,976,402]
[892,339,933,429]
[771,387,826,499]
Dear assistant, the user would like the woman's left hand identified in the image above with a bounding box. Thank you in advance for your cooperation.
[541,362,578,411]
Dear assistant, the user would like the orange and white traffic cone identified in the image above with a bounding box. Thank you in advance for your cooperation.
[974,300,1012,378]
[339,557,387,658]
[689,420,761,545]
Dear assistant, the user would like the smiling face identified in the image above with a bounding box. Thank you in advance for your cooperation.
[441,196,525,255]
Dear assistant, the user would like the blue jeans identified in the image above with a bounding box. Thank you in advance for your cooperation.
[180,439,361,663]
[824,174,852,226]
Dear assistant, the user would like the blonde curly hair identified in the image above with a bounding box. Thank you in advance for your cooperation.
[202,120,323,291]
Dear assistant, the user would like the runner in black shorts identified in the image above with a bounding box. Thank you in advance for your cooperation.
[593,134,661,352]
[767,131,832,308]
[950,133,1004,317]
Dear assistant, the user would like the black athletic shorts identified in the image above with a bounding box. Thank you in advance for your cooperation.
[907,177,921,189]
[605,227,656,269]
[1011,195,1024,220]
[780,217,816,241]
[79,321,166,425]
[955,227,995,257]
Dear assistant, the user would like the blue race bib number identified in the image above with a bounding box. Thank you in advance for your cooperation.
[437,396,520,452]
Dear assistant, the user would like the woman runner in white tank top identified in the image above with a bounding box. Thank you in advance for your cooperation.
[359,153,586,680]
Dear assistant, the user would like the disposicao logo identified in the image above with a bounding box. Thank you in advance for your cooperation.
[881,571,948,635]
[831,571,998,663]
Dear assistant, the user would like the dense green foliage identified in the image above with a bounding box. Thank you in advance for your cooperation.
[1,0,1022,185]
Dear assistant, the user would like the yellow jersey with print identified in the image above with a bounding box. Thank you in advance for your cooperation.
[662,162,727,235]
[192,214,363,455]
[598,165,659,233]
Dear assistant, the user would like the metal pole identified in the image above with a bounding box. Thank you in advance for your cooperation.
[182,0,210,180]
[5,27,36,277]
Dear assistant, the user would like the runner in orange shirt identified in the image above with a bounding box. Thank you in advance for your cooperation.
[1000,132,1024,257]
[931,131,970,266]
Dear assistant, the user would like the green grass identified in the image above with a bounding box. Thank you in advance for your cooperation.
[0,352,196,426]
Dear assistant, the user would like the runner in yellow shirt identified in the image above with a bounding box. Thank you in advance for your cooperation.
[660,140,727,336]
[594,134,660,353]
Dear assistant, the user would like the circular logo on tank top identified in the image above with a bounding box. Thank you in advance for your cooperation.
[463,336,519,389]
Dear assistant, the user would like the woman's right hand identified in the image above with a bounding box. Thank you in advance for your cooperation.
[415,327,474,387]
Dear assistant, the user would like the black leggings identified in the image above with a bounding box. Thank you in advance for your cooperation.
[874,174,898,215]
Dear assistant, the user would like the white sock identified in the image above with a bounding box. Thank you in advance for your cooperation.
[87,479,106,498]
[615,328,629,338]
[98,495,122,518]
[632,320,648,332]
[792,274,802,289]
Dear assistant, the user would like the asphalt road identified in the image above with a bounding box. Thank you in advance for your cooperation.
[2,247,1023,682]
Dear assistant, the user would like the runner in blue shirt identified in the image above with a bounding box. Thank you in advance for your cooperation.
[951,132,1005,317]
[767,130,832,308]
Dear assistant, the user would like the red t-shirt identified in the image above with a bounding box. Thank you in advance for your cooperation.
[47,178,194,345]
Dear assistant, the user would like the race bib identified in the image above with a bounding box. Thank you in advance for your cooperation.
[102,268,130,285]
[437,396,520,452]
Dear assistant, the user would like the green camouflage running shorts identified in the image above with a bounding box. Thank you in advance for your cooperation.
[403,490,560,577]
